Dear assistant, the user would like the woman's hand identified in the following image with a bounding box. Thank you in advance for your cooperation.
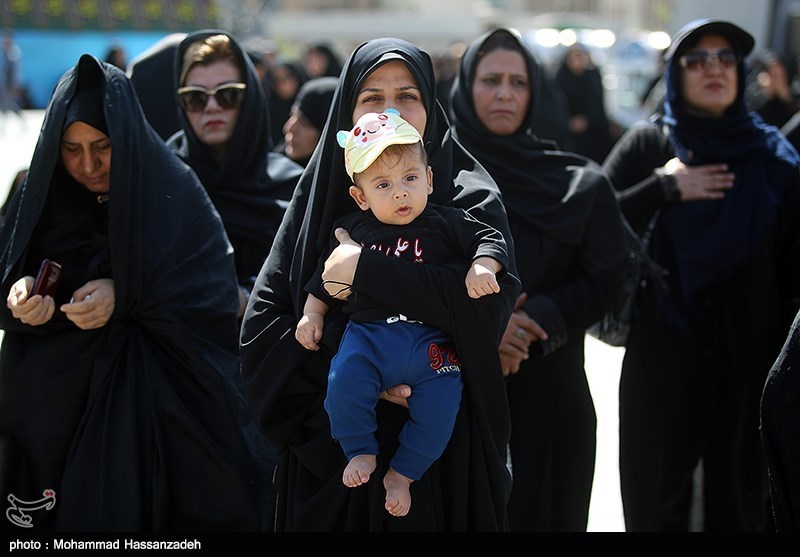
[568,114,589,134]
[663,157,735,201]
[321,228,362,300]
[379,384,412,409]
[498,293,549,377]
[7,276,56,326]
[61,278,115,330]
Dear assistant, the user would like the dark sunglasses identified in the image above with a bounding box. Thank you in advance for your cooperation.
[678,49,738,71]
[177,82,247,112]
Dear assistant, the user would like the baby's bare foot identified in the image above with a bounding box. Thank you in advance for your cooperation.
[343,454,376,487]
[384,468,413,516]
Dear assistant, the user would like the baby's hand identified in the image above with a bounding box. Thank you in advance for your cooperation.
[465,262,500,299]
[296,313,325,350]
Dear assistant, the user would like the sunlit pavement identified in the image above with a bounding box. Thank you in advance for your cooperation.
[0,109,41,203]
[584,335,625,532]
[0,110,627,532]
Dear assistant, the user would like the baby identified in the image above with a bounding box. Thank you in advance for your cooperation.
[296,109,508,516]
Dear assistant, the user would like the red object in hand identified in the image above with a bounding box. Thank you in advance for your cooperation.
[32,259,62,297]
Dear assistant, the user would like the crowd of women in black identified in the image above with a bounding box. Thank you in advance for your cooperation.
[1,16,799,534]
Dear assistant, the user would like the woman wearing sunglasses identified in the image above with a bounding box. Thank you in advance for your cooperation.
[170,31,303,322]
[167,30,304,532]
[602,19,800,531]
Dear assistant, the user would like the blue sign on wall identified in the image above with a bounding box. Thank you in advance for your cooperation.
[10,29,193,108]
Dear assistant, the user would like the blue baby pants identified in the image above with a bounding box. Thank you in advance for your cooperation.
[325,319,463,481]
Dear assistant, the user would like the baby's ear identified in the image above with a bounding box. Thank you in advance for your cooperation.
[349,185,369,211]
[336,130,348,147]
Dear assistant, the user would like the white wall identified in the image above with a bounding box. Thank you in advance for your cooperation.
[264,9,492,55]
[670,0,771,51]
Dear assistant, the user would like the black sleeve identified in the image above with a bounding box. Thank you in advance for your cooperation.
[602,123,674,232]
[523,180,628,355]
[449,208,510,273]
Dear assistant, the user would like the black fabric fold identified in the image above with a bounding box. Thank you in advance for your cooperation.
[761,308,800,531]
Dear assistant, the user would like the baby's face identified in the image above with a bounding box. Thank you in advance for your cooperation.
[349,150,432,226]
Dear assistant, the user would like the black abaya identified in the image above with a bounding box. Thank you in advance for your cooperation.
[449,28,628,532]
[761,308,800,531]
[0,55,257,531]
[602,19,800,531]
[166,30,304,532]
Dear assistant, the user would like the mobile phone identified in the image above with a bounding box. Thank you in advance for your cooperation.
[31,259,62,298]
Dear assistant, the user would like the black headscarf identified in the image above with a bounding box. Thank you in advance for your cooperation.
[449,27,602,247]
[126,32,186,141]
[553,42,612,163]
[63,73,107,135]
[306,43,343,78]
[657,19,800,325]
[272,76,337,166]
[294,76,338,132]
[167,30,303,281]
[267,60,308,144]
[0,55,257,530]
[240,37,520,531]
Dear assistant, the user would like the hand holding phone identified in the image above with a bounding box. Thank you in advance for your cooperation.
[32,259,62,298]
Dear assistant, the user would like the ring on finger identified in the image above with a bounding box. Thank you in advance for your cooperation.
[514,328,525,339]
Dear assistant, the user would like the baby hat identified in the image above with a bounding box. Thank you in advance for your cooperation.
[337,108,422,180]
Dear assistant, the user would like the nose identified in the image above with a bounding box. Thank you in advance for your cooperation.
[706,55,724,71]
[702,52,732,73]
[283,114,297,136]
[394,188,408,199]
[496,80,513,100]
[81,150,99,174]
[205,94,222,111]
